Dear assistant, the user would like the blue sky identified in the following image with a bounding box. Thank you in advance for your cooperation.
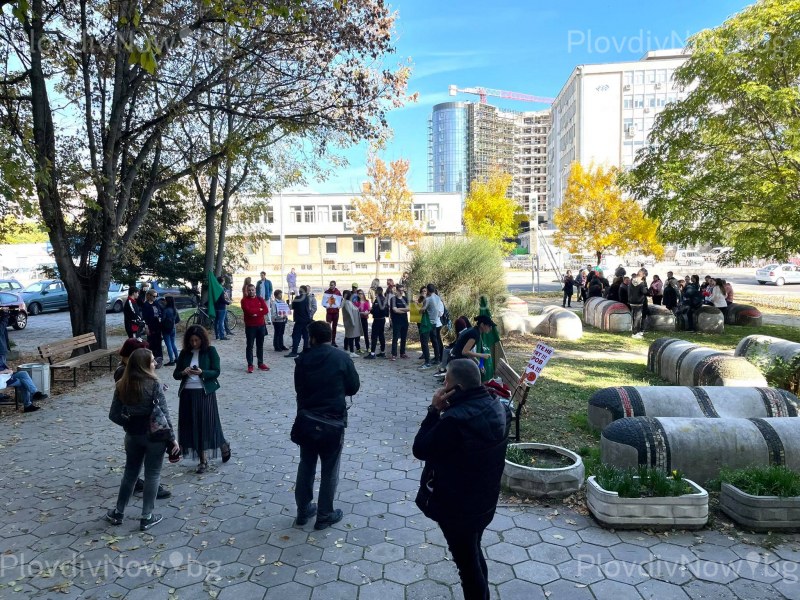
[308,0,753,194]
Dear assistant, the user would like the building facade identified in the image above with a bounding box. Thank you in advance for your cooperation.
[238,192,462,284]
[428,102,551,226]
[546,49,692,222]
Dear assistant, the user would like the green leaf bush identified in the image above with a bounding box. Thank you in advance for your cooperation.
[594,464,695,498]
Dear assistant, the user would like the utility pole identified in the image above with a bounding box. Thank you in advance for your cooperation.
[279,191,285,286]
[531,213,540,293]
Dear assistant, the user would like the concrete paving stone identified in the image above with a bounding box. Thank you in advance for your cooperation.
[249,561,297,587]
[772,545,800,562]
[609,542,655,564]
[405,515,438,532]
[645,559,694,585]
[357,478,392,493]
[405,578,455,600]
[405,541,447,565]
[78,582,130,600]
[309,580,359,600]
[568,541,616,566]
[375,469,407,482]
[542,577,596,599]
[601,560,652,585]
[157,563,210,589]
[637,578,690,599]
[352,501,390,518]
[513,560,561,585]
[485,541,530,565]
[539,526,582,547]
[648,541,699,566]
[122,583,178,600]
[773,578,800,600]
[576,526,622,547]
[687,560,740,584]
[387,500,421,519]
[380,526,425,547]
[265,581,312,600]
[590,579,644,600]
[691,543,739,564]
[700,531,740,547]
[512,511,560,532]
[496,578,548,600]
[558,558,606,584]
[485,559,515,585]
[527,542,571,565]
[217,581,266,600]
[196,544,242,565]
[728,559,782,583]
[500,527,541,548]
[771,561,800,588]
[186,530,239,551]
[388,478,419,492]
[426,560,460,585]
[319,542,364,565]
[279,544,324,567]
[292,559,340,585]
[207,561,253,587]
[231,545,283,568]
[371,488,410,504]
[347,527,390,547]
[481,528,501,547]
[485,512,516,532]
[384,558,426,585]
[728,578,787,599]
[210,503,249,520]
[683,579,740,600]
[368,512,406,531]
[728,543,779,564]
[267,527,309,548]
[618,530,663,547]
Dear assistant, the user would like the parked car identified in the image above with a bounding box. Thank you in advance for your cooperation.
[0,279,23,292]
[0,291,28,330]
[755,264,800,286]
[21,279,69,315]
[144,280,198,310]
[675,250,704,266]
[106,282,130,313]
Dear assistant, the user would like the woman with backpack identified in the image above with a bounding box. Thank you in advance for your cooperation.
[161,296,180,367]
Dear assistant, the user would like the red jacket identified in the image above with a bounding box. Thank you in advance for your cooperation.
[241,296,268,327]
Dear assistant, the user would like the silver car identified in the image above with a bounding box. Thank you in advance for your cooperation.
[106,282,130,312]
[755,264,800,286]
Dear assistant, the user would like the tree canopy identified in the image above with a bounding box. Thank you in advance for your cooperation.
[554,163,663,265]
[463,171,521,255]
[623,0,800,262]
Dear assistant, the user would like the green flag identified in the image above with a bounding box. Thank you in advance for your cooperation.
[207,271,225,319]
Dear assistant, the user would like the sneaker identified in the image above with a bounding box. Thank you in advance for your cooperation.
[32,392,48,400]
[390,356,397,361]
[23,405,41,413]
[349,352,359,358]
[376,352,386,358]
[355,349,364,354]
[420,363,433,370]
[433,372,446,379]
[363,353,376,360]
[258,363,270,371]
[418,354,426,360]
[134,478,172,499]
[284,352,299,358]
[105,509,123,526]
[218,337,228,341]
[140,513,164,531]
[164,361,176,367]
[400,354,410,359]
[295,502,317,526]
[314,509,343,530]
[247,365,254,373]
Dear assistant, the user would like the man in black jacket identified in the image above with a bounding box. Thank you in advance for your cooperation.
[293,321,360,530]
[123,287,141,338]
[286,286,312,357]
[627,269,649,335]
[413,359,510,600]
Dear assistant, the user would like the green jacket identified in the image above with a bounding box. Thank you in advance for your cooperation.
[173,346,221,395]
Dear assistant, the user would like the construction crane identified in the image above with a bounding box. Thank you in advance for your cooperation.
[449,84,554,105]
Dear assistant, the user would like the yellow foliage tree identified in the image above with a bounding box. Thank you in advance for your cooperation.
[352,157,423,278]
[463,171,521,255]
[554,163,664,265]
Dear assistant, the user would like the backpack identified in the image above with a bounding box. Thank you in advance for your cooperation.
[440,300,451,330]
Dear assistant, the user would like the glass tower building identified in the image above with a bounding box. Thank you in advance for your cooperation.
[428,102,468,194]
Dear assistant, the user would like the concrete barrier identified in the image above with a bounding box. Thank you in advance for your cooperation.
[583,297,632,333]
[601,416,800,484]
[645,305,676,332]
[726,303,763,327]
[647,337,767,387]
[499,306,583,340]
[588,386,798,431]
[505,295,529,316]
[735,335,800,365]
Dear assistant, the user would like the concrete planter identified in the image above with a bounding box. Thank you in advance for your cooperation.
[502,443,584,498]
[720,483,800,531]
[587,475,708,529]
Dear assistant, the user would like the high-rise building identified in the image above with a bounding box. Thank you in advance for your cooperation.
[546,49,691,222]
[428,102,551,225]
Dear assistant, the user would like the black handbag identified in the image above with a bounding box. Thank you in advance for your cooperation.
[290,410,345,450]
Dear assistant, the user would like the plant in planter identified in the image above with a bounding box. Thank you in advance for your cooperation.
[587,464,708,529]
[717,466,800,531]
[501,443,584,498]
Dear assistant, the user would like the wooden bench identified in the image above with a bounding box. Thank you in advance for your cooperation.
[495,358,530,442]
[38,333,117,387]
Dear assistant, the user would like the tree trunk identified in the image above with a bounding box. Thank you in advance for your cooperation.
[596,250,602,266]
[215,159,233,277]
[374,237,381,279]
[203,174,220,277]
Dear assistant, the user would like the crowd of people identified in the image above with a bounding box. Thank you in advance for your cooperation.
[562,264,736,334]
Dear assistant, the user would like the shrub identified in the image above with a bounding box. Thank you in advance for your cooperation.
[594,464,694,498]
[407,237,506,338]
[716,466,800,497]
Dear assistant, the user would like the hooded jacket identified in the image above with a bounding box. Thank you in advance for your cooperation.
[413,386,510,525]
[294,343,360,421]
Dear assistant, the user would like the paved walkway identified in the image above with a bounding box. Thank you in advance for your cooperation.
[1,325,799,599]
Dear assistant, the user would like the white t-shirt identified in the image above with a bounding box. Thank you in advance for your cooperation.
[184,349,203,389]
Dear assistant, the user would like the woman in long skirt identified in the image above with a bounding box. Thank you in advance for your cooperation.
[173,325,231,473]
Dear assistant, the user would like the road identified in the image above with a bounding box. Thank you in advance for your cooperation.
[506,264,800,297]
[8,307,125,355]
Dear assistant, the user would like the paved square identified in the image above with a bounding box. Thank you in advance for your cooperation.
[1,328,799,598]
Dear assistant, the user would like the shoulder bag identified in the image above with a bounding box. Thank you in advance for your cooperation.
[149,384,172,443]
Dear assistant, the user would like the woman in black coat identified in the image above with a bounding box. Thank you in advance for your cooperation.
[562,270,575,307]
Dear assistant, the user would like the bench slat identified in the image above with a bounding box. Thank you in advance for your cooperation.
[39,333,99,359]
[495,358,530,442]
[51,349,117,369]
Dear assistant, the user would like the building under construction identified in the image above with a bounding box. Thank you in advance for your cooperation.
[428,100,551,225]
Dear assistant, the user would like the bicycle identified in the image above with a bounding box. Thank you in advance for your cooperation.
[184,304,238,333]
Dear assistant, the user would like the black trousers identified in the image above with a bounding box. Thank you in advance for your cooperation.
[147,331,163,359]
[360,317,369,349]
[291,322,309,353]
[245,324,266,366]
[391,319,408,357]
[439,516,492,600]
[432,326,443,362]
[371,318,386,352]
[273,320,287,350]
[562,291,573,307]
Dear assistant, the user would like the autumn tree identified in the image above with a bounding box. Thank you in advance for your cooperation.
[554,163,664,265]
[0,0,409,347]
[351,157,423,278]
[463,171,521,255]
[623,0,800,262]
[0,216,48,244]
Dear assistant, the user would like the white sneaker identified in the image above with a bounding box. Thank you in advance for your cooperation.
[349,352,359,358]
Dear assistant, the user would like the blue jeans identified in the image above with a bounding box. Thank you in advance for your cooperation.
[215,308,227,340]
[116,434,165,518]
[295,432,344,521]
[163,331,178,362]
[6,371,37,407]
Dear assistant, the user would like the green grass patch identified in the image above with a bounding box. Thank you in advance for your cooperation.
[714,466,800,497]
[594,464,695,498]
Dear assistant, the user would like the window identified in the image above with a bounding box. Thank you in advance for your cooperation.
[634,70,644,85]
[297,237,310,255]
[427,205,440,221]
[345,205,356,220]
[331,205,343,222]
[264,207,274,224]
[623,96,633,109]
[303,206,315,223]
[317,206,329,223]
[290,206,302,223]
[634,95,644,108]
[413,204,425,221]
[353,236,365,253]
[623,71,633,86]
[657,69,668,83]
[648,95,657,108]
[647,70,656,84]
[270,239,282,256]
[300,264,313,271]
[325,237,337,254]
[379,238,391,253]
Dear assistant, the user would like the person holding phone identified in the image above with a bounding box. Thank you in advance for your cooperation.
[173,325,230,473]
[450,315,494,368]
[413,359,510,600]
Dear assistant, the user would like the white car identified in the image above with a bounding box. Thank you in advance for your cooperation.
[755,264,800,286]
[675,250,704,266]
